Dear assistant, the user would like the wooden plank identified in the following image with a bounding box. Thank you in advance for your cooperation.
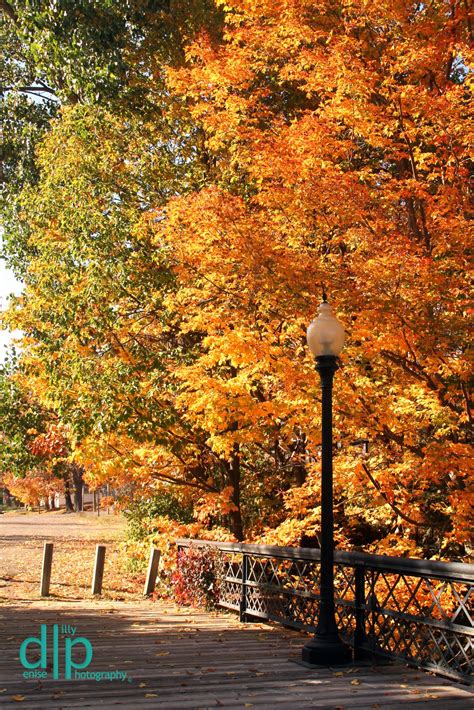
[0,600,472,709]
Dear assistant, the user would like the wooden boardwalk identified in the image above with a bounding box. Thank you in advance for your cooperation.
[0,600,472,709]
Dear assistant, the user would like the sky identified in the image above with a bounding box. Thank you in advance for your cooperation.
[0,254,23,363]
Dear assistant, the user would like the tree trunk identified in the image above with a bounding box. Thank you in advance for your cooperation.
[225,442,244,541]
[64,480,74,512]
[71,464,84,512]
[290,428,308,485]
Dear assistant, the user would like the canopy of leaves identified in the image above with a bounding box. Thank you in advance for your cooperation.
[1,0,472,556]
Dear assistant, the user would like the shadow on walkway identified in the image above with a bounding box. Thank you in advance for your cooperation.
[0,601,472,709]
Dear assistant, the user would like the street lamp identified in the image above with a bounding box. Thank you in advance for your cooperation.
[302,297,352,666]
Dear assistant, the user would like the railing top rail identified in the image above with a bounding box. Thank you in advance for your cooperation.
[176,538,474,583]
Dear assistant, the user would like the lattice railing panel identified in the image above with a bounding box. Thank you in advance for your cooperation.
[369,572,472,624]
[367,612,472,678]
[220,579,241,609]
[365,569,473,679]
[221,551,243,582]
[245,556,321,594]
[176,539,473,683]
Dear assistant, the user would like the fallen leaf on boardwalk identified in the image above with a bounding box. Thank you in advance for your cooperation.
[139,682,147,688]
[350,679,361,685]
[409,690,422,694]
[332,672,344,677]
[155,651,170,656]
[145,693,158,698]
[245,704,254,707]
[11,696,26,702]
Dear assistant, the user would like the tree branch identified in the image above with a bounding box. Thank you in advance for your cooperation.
[1,85,58,96]
[0,0,17,23]
[106,441,217,492]
[361,462,440,528]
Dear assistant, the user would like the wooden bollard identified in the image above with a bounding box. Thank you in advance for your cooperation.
[143,547,161,596]
[91,544,106,595]
[40,542,54,596]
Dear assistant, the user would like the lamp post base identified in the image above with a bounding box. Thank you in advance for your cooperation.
[302,635,352,666]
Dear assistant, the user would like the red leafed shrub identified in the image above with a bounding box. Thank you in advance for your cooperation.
[172,544,224,610]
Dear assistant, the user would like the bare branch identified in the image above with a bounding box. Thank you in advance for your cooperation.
[1,85,58,97]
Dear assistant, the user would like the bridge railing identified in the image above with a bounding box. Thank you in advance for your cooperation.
[176,539,473,684]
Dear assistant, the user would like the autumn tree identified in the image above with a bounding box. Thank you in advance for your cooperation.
[0,359,82,509]
[2,0,472,554]
[154,0,472,554]
[2,1,247,536]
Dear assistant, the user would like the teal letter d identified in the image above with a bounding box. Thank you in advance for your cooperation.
[19,625,47,669]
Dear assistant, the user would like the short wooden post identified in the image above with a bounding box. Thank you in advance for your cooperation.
[144,547,161,596]
[40,542,54,596]
[91,544,106,595]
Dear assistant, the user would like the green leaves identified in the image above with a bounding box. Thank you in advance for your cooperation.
[0,361,47,477]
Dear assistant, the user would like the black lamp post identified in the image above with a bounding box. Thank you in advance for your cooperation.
[302,297,352,666]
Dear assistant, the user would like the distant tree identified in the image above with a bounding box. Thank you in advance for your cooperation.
[0,357,82,510]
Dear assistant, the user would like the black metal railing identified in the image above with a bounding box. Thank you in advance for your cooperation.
[176,539,473,684]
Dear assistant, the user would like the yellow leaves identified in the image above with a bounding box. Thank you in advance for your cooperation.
[195,487,238,522]
[3,0,470,560]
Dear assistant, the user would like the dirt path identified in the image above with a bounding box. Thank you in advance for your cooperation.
[0,511,141,602]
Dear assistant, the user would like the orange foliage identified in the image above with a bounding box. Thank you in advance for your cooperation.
[2,470,60,508]
[5,0,472,556]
